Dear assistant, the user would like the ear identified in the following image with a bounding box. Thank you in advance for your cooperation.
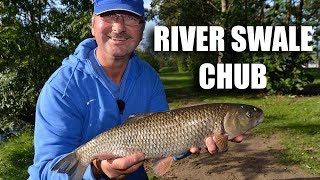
[139,23,145,41]
[142,22,146,31]
[91,15,96,37]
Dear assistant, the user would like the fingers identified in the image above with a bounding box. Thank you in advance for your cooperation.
[206,136,218,154]
[190,146,200,154]
[102,160,144,179]
[109,152,145,170]
[190,135,244,155]
[232,135,243,143]
[189,136,217,154]
[96,152,145,179]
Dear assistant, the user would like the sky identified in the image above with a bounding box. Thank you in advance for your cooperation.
[144,0,152,9]
[144,0,156,29]
[144,0,156,30]
[139,0,156,49]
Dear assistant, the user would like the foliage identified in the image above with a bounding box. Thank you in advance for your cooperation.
[50,0,93,51]
[150,0,319,93]
[252,53,314,94]
[0,0,93,131]
[1,0,59,130]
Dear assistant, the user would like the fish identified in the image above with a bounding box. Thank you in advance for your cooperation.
[52,103,264,179]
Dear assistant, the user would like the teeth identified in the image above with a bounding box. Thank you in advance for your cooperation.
[112,38,127,41]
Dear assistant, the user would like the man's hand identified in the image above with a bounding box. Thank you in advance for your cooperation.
[91,152,145,179]
[190,135,244,154]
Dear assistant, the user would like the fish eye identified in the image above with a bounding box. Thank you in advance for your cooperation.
[246,111,252,118]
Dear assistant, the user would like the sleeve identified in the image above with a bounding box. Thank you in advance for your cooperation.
[27,83,96,180]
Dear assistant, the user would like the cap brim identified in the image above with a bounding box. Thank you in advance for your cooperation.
[94,3,144,16]
[95,8,142,16]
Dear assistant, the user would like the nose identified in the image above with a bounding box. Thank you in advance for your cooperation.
[112,15,126,33]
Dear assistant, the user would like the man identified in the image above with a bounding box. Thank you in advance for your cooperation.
[28,0,242,179]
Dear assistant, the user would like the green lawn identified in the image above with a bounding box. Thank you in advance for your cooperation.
[0,128,34,179]
[0,69,319,179]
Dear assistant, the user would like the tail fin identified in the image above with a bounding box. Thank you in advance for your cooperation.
[52,152,88,180]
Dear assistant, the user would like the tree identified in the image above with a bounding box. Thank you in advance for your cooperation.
[0,0,93,131]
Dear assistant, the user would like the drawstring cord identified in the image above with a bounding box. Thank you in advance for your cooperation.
[62,60,80,98]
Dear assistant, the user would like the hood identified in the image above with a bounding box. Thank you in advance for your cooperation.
[62,38,98,75]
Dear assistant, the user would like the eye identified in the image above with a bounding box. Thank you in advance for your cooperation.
[125,16,139,22]
[125,15,135,21]
[246,111,252,118]
[101,14,115,22]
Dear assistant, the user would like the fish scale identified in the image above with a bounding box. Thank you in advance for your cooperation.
[52,103,264,179]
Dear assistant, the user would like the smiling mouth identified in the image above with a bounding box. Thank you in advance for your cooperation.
[110,37,129,41]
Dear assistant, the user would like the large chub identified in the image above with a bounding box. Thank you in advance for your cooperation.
[51,103,265,179]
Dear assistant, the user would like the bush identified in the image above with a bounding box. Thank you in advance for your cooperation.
[0,49,62,131]
[252,53,314,94]
[0,79,28,131]
[185,52,217,87]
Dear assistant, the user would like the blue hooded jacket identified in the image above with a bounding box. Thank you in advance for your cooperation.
[28,38,169,179]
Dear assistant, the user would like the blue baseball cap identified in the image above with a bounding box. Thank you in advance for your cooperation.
[93,0,145,17]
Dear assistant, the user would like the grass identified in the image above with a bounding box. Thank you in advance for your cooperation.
[161,72,194,90]
[0,68,319,179]
[0,128,34,180]
[159,67,179,73]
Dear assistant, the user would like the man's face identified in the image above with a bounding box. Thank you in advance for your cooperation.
[92,10,144,60]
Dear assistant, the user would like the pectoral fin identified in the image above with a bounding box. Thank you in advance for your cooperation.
[214,134,228,152]
[152,156,174,176]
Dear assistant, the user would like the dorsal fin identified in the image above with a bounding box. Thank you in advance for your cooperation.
[125,112,154,122]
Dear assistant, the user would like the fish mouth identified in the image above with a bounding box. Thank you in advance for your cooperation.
[254,114,265,127]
